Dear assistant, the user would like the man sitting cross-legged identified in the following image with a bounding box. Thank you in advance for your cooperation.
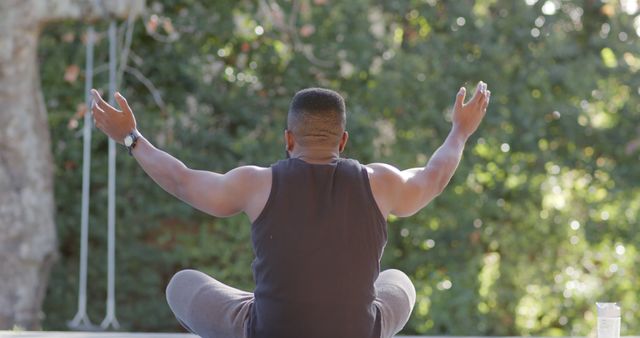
[90,81,490,338]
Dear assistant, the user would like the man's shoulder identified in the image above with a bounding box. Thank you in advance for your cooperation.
[363,162,402,178]
[226,165,271,185]
[360,162,402,219]
[233,164,271,172]
[364,163,404,198]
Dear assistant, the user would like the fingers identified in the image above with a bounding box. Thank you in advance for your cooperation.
[474,81,483,98]
[91,89,114,112]
[91,101,105,129]
[456,81,490,110]
[114,92,132,115]
[454,87,466,110]
[481,90,491,112]
[91,97,105,116]
[89,90,108,129]
[471,81,489,108]
[466,81,481,106]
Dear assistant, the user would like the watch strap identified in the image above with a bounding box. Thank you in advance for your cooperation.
[126,130,140,156]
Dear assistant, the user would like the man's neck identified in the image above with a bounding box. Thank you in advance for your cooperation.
[289,147,340,164]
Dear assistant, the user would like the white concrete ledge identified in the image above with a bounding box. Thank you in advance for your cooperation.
[5,334,639,338]
[0,333,192,338]
[0,332,426,338]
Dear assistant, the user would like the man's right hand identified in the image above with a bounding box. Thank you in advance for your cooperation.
[451,81,490,138]
[91,89,137,144]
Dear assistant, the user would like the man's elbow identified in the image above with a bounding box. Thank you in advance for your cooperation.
[434,179,449,196]
[426,169,452,198]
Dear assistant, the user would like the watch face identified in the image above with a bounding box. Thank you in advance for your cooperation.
[124,135,133,147]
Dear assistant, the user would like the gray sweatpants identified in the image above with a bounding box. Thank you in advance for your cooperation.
[166,269,416,338]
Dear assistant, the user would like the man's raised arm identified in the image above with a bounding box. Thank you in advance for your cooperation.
[368,82,490,218]
[90,90,268,219]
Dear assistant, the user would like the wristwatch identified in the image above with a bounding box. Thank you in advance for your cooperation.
[123,130,140,156]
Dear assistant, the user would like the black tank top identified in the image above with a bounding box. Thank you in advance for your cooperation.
[248,158,387,338]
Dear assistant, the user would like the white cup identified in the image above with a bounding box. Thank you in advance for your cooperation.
[597,302,620,338]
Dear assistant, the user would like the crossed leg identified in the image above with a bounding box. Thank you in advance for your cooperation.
[165,268,416,338]
[166,269,253,338]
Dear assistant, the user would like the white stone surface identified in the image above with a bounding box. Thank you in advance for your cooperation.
[0,332,435,338]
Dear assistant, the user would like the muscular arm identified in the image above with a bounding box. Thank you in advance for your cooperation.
[131,136,264,217]
[91,89,268,219]
[369,127,467,217]
[369,82,490,218]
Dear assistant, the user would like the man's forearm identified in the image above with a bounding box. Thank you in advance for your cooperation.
[131,134,187,197]
[422,126,468,193]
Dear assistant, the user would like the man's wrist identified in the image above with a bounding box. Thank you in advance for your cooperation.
[450,125,471,143]
[124,129,141,156]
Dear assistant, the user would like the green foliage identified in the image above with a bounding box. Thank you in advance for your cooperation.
[40,0,640,335]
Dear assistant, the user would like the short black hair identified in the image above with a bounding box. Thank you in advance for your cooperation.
[287,88,346,147]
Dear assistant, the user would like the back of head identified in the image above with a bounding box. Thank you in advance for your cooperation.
[287,88,346,147]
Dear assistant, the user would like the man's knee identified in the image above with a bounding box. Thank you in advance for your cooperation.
[166,269,199,295]
[166,269,201,313]
[379,269,416,308]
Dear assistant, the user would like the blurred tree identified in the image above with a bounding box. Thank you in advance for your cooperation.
[0,0,143,330]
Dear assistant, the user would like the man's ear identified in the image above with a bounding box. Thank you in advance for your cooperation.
[338,131,349,153]
[284,129,295,152]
